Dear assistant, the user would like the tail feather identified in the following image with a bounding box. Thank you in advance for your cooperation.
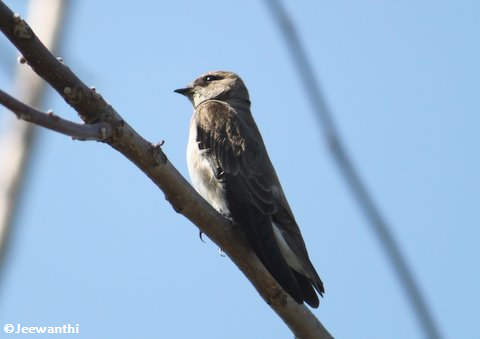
[306,262,325,297]
[238,206,304,304]
[292,270,319,308]
[224,174,324,307]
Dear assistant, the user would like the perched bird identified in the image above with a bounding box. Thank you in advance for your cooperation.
[175,71,324,307]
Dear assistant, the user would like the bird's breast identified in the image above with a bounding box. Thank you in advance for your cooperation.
[187,118,230,216]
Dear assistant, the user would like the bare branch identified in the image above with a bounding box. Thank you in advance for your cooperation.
[0,1,333,338]
[0,90,111,141]
[264,1,442,338]
[0,0,69,283]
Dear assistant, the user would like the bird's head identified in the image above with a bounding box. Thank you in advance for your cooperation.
[175,71,250,107]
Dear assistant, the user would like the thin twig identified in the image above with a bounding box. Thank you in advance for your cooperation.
[0,2,333,338]
[0,90,111,141]
[263,1,442,339]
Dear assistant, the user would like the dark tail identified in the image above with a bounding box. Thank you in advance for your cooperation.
[225,175,324,307]
[236,205,304,304]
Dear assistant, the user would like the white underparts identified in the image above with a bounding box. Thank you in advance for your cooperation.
[187,118,230,216]
[187,115,307,277]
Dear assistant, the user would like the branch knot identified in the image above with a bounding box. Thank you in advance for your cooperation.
[12,14,32,39]
[63,86,83,105]
[151,142,167,165]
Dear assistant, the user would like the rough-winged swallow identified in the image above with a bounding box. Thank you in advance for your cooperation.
[175,71,324,307]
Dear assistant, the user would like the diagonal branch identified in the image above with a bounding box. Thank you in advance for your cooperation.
[0,89,111,141]
[0,2,333,338]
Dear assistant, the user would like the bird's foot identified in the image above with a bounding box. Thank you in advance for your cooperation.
[199,230,206,243]
[218,247,226,257]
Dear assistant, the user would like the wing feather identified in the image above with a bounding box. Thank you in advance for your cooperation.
[194,100,324,306]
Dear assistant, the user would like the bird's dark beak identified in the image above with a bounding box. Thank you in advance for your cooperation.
[174,87,192,96]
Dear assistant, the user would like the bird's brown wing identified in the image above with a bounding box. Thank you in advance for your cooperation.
[195,100,323,306]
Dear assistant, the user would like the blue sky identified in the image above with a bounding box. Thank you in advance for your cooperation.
[1,1,478,338]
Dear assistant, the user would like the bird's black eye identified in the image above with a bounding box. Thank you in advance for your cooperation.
[204,75,221,82]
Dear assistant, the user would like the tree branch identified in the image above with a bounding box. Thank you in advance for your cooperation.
[0,1,333,338]
[263,1,442,338]
[0,89,111,141]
